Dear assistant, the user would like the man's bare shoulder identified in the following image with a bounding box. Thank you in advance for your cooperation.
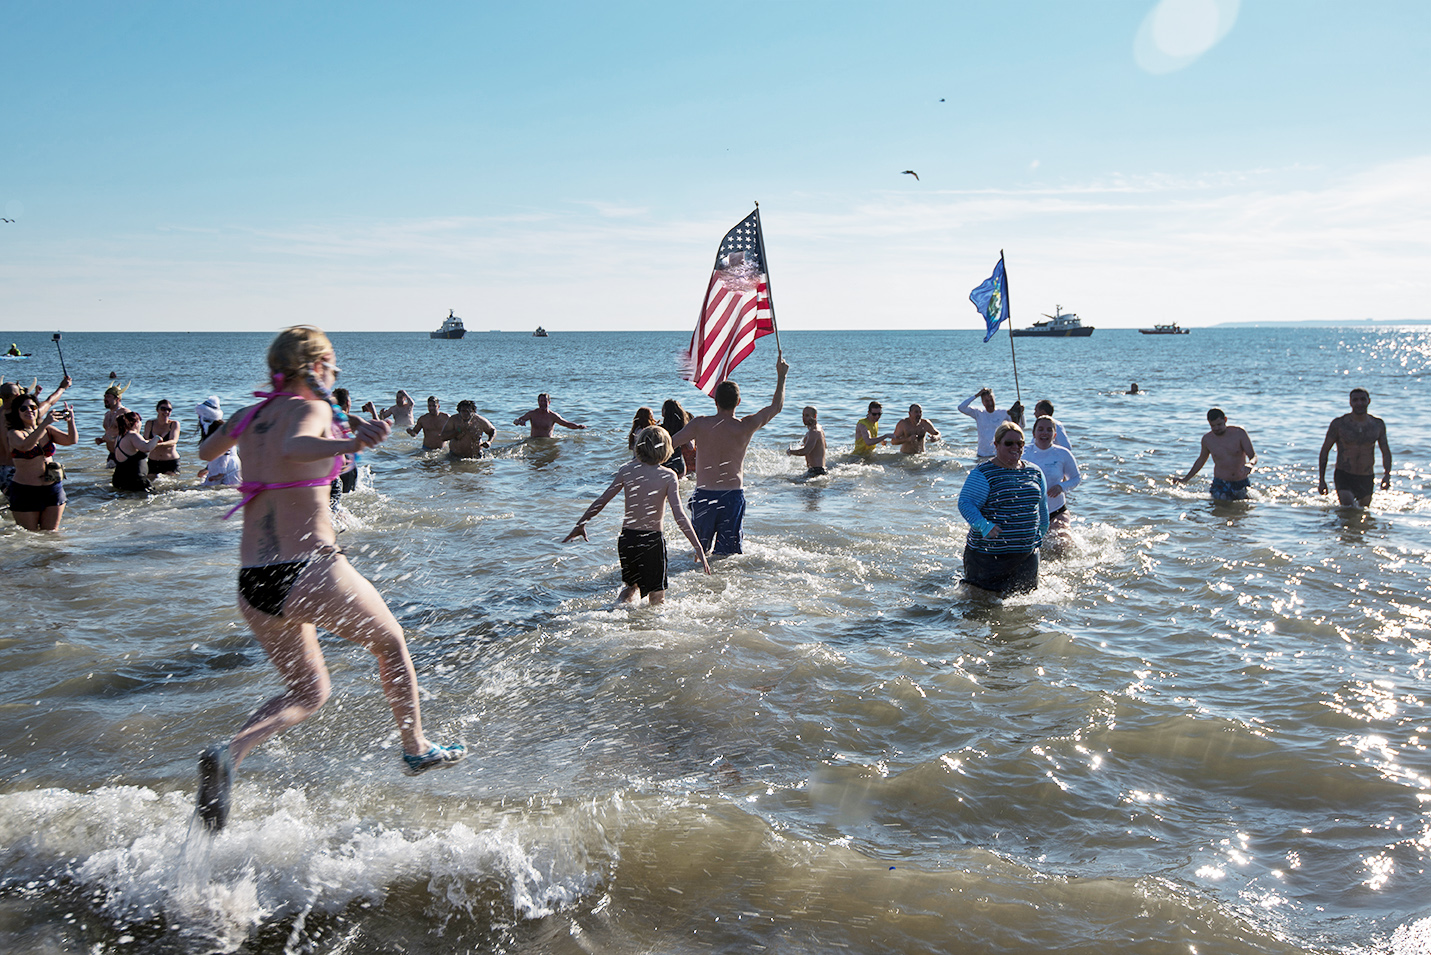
[683,413,723,433]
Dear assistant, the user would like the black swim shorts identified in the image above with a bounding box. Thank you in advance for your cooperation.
[1334,469,1375,501]
[961,545,1039,595]
[618,529,668,596]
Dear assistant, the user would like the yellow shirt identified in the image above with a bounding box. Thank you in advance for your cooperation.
[854,417,879,454]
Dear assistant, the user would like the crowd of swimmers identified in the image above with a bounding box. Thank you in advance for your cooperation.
[0,327,1401,832]
[1,363,1398,554]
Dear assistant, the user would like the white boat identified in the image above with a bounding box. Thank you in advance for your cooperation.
[1009,305,1094,338]
[430,310,466,339]
[1139,323,1189,335]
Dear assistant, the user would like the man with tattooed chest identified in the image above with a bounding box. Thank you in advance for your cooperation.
[1319,387,1392,508]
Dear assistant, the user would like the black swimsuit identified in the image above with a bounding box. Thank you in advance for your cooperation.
[112,442,153,493]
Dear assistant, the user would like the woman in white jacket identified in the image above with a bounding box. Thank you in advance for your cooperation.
[1023,415,1082,535]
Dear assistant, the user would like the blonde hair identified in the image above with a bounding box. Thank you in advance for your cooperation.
[993,420,1024,446]
[633,426,673,466]
[267,326,333,384]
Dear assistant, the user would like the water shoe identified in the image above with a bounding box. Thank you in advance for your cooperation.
[402,742,466,777]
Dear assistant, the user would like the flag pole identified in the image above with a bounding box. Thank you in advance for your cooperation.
[1002,250,1021,402]
[753,201,781,357]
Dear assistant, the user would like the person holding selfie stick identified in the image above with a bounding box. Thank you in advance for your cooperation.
[3,395,77,531]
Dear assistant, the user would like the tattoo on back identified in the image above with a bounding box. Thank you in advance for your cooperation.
[258,511,280,563]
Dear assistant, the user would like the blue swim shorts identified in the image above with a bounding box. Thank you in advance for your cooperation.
[690,488,745,555]
[1209,476,1250,501]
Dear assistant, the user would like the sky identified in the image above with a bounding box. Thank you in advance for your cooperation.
[2,0,1429,333]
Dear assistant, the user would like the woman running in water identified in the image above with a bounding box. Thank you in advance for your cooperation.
[194,326,464,831]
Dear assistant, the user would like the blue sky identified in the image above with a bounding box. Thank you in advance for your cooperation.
[3,1,1428,332]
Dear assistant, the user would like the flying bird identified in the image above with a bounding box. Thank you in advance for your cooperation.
[902,170,919,181]
[0,218,13,223]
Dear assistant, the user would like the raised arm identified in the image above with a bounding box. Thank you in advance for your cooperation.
[36,376,73,417]
[743,356,788,430]
[53,411,79,447]
[957,393,981,418]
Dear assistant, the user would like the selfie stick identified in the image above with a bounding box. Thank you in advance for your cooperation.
[52,332,68,378]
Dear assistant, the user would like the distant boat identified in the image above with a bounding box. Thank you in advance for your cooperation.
[1009,305,1093,338]
[533,326,548,337]
[430,310,466,339]
[1139,323,1189,335]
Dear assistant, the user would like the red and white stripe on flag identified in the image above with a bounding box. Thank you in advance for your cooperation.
[685,270,775,395]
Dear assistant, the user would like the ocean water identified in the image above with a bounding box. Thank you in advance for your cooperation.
[0,326,1427,954]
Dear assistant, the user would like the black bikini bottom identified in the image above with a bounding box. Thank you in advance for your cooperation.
[238,560,308,617]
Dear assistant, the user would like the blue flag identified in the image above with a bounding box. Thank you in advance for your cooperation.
[969,256,1009,343]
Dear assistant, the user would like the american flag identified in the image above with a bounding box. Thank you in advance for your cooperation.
[682,208,776,395]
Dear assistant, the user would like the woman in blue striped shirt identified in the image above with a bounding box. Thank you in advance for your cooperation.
[958,421,1049,594]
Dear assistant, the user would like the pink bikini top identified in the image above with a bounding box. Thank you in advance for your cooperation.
[222,390,347,520]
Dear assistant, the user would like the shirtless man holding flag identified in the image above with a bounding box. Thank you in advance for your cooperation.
[670,352,788,555]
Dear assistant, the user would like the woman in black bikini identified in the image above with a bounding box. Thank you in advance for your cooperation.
[193,326,464,832]
[143,400,181,476]
[3,395,77,531]
[112,411,161,493]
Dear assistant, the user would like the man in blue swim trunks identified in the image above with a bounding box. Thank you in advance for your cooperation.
[670,352,788,555]
[1171,407,1257,500]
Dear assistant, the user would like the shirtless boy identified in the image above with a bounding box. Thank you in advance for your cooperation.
[891,403,941,454]
[1318,387,1391,508]
[408,396,450,450]
[1171,407,1257,500]
[563,425,710,604]
[441,400,495,458]
[670,353,788,555]
[786,406,827,475]
[514,393,586,438]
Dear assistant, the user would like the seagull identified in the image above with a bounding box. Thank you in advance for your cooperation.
[0,218,13,223]
[902,170,919,181]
